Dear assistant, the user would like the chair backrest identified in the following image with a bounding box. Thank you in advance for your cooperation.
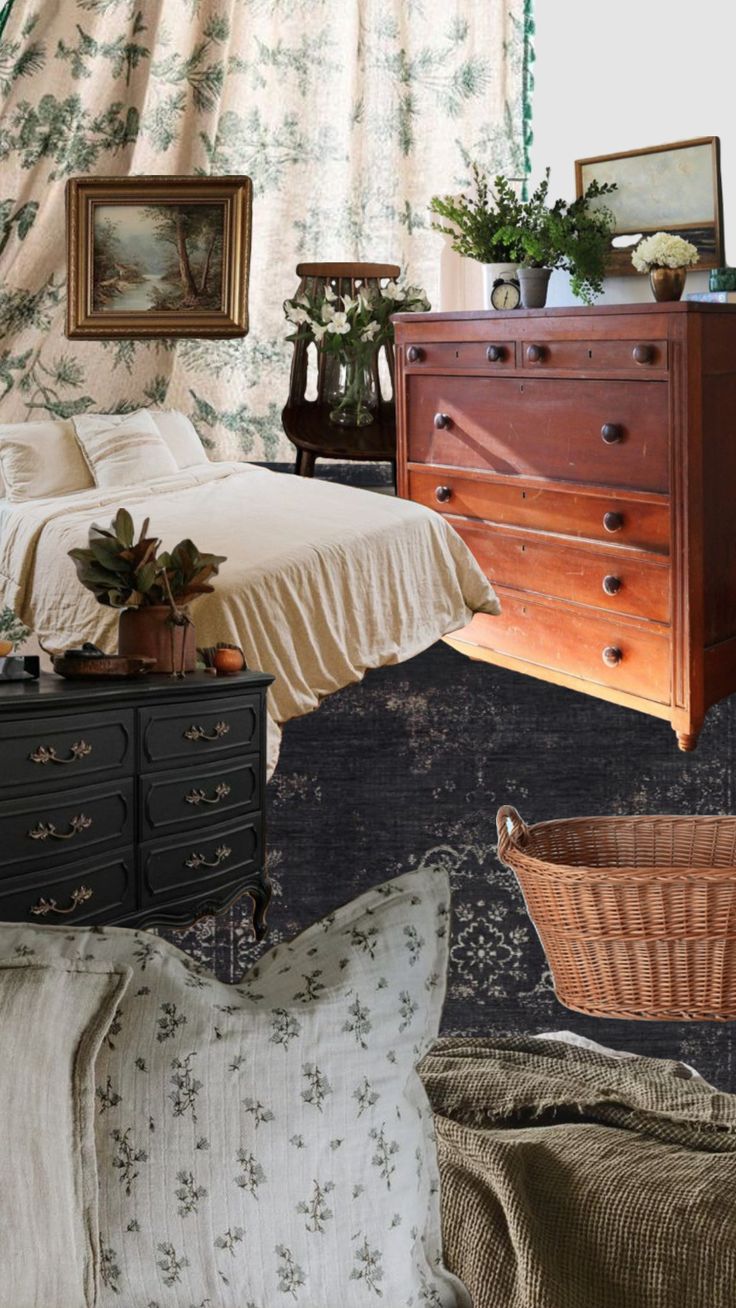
[286,262,400,408]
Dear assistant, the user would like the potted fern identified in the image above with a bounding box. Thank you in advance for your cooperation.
[69,508,226,675]
[494,169,618,308]
[430,166,523,308]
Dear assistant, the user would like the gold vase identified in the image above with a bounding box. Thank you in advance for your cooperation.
[649,267,687,302]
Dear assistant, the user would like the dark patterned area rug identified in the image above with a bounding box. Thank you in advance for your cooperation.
[163,639,736,1093]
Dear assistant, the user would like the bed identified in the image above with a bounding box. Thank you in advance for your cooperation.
[0,459,499,773]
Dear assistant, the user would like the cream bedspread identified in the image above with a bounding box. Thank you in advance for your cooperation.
[0,462,499,772]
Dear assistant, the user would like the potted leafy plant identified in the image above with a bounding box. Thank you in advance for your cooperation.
[0,607,30,657]
[429,166,524,308]
[69,508,226,675]
[494,169,617,308]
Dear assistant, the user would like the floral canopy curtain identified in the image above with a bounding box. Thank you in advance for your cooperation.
[0,0,533,462]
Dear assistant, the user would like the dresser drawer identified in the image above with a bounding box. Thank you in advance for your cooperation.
[450,520,671,624]
[0,849,136,925]
[409,467,670,554]
[140,755,260,838]
[0,778,134,876]
[519,337,668,373]
[467,589,671,704]
[139,814,262,907]
[407,375,669,492]
[0,710,134,793]
[403,339,517,370]
[139,695,261,771]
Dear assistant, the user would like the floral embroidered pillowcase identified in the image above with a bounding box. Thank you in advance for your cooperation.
[0,869,469,1308]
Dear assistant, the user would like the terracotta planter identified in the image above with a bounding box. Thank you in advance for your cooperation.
[518,266,552,309]
[649,266,687,302]
[118,606,196,674]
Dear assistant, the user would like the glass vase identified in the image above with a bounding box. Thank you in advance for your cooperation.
[325,351,378,428]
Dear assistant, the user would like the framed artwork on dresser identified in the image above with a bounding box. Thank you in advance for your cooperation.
[575,136,724,275]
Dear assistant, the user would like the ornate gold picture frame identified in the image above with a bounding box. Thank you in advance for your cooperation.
[66,175,252,339]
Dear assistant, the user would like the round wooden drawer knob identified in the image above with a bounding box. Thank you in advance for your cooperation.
[602,645,623,667]
[407,345,424,363]
[434,412,452,429]
[603,511,624,533]
[487,344,505,362]
[435,485,452,504]
[601,423,623,444]
[602,574,622,595]
[633,343,654,364]
[526,344,545,363]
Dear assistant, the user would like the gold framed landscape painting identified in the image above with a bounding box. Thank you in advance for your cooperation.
[66,175,252,338]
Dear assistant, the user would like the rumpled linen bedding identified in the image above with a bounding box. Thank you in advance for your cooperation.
[0,462,499,773]
[420,1036,736,1308]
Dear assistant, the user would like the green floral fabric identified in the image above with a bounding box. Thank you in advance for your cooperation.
[0,0,532,461]
[0,868,467,1306]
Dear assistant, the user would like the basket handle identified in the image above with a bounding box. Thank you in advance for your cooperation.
[496,805,530,857]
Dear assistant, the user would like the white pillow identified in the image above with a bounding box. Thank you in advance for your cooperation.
[0,419,94,502]
[0,958,130,1308]
[150,410,209,469]
[72,409,178,489]
[0,870,468,1308]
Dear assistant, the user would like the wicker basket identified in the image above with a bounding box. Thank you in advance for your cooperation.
[496,805,736,1021]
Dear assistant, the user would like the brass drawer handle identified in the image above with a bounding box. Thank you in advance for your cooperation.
[29,740,92,766]
[30,885,93,917]
[184,843,232,871]
[602,645,623,667]
[183,721,230,743]
[29,814,92,842]
[185,782,231,807]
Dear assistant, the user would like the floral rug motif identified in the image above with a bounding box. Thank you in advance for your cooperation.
[163,639,736,1093]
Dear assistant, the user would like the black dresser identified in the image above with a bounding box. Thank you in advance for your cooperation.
[0,670,273,936]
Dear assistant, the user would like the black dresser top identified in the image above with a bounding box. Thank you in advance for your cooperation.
[0,669,273,715]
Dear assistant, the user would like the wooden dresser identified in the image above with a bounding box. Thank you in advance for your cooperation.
[0,670,273,934]
[394,303,736,750]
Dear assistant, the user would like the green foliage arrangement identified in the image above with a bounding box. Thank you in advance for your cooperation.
[0,606,30,651]
[429,165,523,264]
[430,164,618,305]
[493,169,617,304]
[68,507,225,611]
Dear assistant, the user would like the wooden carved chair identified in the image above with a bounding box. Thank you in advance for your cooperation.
[282,261,400,480]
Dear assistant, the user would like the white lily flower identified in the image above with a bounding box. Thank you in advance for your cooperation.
[342,293,357,313]
[382,281,404,301]
[297,295,310,307]
[330,312,351,335]
[312,322,329,342]
[286,304,309,324]
[359,288,374,310]
[361,321,380,341]
[321,302,336,322]
[324,284,337,302]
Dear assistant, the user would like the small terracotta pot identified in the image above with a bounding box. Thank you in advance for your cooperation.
[213,646,245,676]
[118,606,196,674]
[649,266,687,302]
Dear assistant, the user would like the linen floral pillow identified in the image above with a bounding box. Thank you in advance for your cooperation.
[0,869,468,1308]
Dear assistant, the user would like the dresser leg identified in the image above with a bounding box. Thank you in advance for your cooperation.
[676,730,700,752]
[294,449,316,477]
[248,880,272,941]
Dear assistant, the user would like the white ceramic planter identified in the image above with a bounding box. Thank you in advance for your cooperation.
[482,262,519,309]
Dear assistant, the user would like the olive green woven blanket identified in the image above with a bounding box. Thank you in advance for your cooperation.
[420,1037,736,1308]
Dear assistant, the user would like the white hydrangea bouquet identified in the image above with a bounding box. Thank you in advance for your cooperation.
[632,232,699,272]
[284,278,430,427]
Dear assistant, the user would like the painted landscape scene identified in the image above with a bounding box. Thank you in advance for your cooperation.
[92,202,226,312]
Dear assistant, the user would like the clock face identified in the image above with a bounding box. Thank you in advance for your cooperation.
[490,279,521,310]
